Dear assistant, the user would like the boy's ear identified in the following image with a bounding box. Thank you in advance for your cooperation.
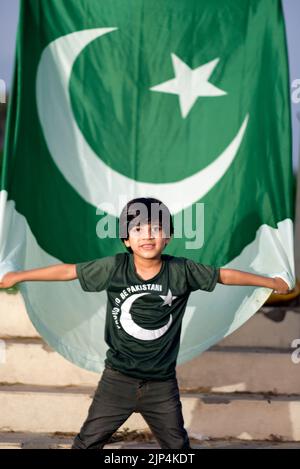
[124,239,131,248]
[164,236,172,247]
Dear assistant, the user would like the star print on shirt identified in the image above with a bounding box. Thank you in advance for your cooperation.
[160,289,177,306]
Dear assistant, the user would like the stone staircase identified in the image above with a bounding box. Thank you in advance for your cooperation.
[0,290,300,448]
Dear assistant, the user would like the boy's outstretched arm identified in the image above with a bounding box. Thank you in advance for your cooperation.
[218,268,290,295]
[0,264,77,290]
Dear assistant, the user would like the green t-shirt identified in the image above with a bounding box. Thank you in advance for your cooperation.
[76,253,219,380]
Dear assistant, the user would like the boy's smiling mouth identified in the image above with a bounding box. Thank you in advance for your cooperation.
[140,243,155,250]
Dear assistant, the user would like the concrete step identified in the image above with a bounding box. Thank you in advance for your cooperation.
[0,291,39,338]
[0,339,299,394]
[218,308,300,348]
[177,348,300,394]
[1,291,300,348]
[0,339,98,386]
[1,432,300,449]
[0,385,299,441]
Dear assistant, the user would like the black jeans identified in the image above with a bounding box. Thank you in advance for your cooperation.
[72,366,191,449]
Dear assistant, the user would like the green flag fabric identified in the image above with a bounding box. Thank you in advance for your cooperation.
[0,0,295,372]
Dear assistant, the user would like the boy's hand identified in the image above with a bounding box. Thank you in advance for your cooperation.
[272,277,290,295]
[0,272,17,289]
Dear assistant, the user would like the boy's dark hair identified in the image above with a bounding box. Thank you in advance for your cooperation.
[119,197,174,252]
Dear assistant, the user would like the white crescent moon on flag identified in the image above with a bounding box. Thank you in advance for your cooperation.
[36,29,249,216]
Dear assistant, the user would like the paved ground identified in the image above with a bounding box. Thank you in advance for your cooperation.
[0,433,300,449]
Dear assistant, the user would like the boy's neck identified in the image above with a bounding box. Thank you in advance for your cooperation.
[132,252,163,274]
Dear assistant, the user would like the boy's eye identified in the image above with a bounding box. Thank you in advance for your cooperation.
[130,224,161,236]
[130,225,142,236]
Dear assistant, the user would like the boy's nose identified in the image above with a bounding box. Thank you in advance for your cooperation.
[142,225,154,238]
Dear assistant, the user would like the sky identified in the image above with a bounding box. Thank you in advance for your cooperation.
[0,0,19,87]
[0,0,299,169]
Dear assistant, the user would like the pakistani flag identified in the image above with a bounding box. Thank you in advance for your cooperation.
[0,0,295,372]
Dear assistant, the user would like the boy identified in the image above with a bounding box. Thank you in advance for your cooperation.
[0,197,290,449]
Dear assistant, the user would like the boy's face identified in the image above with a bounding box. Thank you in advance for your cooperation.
[124,222,171,259]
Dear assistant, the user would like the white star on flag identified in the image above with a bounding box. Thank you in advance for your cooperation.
[150,54,227,118]
[160,289,177,307]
